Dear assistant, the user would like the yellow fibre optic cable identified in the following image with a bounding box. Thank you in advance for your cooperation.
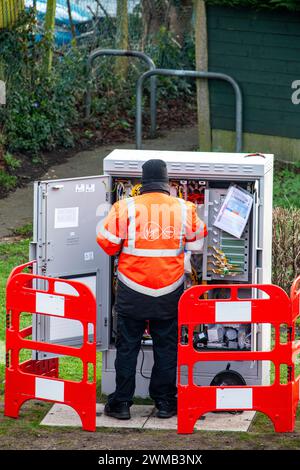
[131,184,142,197]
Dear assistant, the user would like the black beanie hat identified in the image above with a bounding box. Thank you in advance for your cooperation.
[140,159,170,194]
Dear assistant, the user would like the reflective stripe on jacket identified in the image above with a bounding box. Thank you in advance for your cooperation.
[97,192,207,297]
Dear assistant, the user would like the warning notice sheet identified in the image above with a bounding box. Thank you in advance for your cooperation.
[213,185,253,239]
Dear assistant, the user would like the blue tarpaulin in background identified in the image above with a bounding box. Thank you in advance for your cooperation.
[25,0,139,45]
[25,0,94,44]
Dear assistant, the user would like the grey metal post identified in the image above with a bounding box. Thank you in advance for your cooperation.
[86,49,157,138]
[136,68,243,152]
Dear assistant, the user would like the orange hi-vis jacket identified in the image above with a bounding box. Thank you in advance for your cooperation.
[97,192,207,297]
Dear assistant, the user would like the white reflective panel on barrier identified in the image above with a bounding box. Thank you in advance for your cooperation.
[215,301,252,322]
[35,377,65,402]
[216,388,253,409]
[36,292,65,317]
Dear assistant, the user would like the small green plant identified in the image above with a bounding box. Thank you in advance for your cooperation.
[4,152,21,171]
[273,163,300,209]
[84,129,94,139]
[0,170,17,191]
[10,223,33,238]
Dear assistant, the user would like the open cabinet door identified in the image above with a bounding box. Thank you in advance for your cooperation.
[31,175,111,359]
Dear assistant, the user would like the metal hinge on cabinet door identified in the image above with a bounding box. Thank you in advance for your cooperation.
[29,242,37,262]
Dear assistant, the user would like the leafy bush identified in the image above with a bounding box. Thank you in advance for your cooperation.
[145,27,195,100]
[273,164,300,209]
[0,10,87,157]
[5,49,87,154]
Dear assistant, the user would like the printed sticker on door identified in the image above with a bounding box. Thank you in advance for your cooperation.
[54,207,79,229]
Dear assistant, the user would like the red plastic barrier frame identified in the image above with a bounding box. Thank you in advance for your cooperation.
[290,276,300,419]
[4,262,97,432]
[177,283,299,434]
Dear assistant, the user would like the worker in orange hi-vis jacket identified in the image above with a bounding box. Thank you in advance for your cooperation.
[97,159,207,420]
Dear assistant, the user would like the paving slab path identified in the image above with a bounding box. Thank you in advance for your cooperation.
[0,126,198,238]
[41,403,255,432]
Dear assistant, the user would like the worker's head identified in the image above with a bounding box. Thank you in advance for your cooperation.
[140,159,170,194]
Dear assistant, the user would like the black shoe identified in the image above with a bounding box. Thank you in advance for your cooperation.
[156,401,177,419]
[104,401,131,420]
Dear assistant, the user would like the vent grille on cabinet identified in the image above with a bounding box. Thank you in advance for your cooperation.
[128,161,139,170]
[213,165,225,172]
[242,166,254,173]
[114,161,125,168]
[199,164,210,172]
[228,165,239,173]
[170,163,182,171]
[185,164,196,171]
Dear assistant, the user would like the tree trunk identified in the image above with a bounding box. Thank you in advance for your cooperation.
[43,0,56,73]
[141,0,169,49]
[194,0,212,151]
[141,0,193,48]
[115,0,129,79]
[66,0,77,45]
[169,0,193,46]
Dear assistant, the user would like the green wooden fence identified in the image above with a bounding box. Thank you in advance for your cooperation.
[207,5,300,149]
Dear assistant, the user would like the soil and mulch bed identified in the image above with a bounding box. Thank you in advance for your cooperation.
[0,98,197,200]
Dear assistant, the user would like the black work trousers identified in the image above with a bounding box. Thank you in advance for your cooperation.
[108,313,178,406]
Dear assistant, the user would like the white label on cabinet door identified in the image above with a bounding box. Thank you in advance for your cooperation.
[216,388,253,409]
[86,184,95,193]
[215,301,251,322]
[75,184,85,193]
[36,292,65,317]
[84,251,94,261]
[54,207,79,229]
[35,377,64,402]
